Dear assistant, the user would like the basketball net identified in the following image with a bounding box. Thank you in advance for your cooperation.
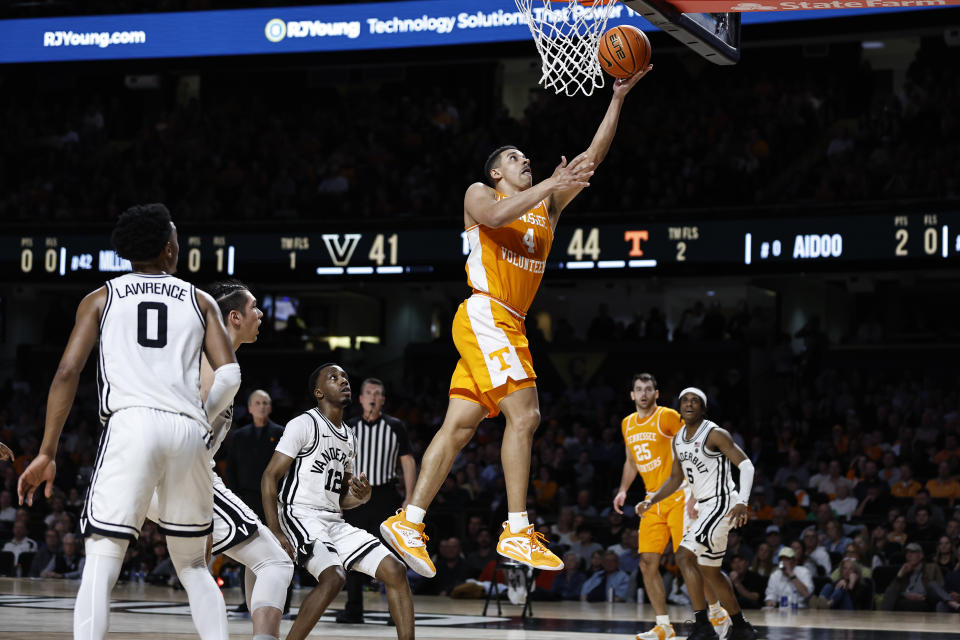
[515,0,622,97]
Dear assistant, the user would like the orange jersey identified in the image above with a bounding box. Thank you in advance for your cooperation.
[464,194,553,316]
[622,406,684,497]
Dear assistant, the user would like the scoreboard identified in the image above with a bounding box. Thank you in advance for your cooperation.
[5,211,958,282]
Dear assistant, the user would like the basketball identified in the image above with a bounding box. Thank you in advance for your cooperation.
[597,25,651,79]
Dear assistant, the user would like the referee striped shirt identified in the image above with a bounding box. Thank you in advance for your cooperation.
[346,413,411,487]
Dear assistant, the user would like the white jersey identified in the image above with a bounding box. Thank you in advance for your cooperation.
[98,273,206,427]
[276,408,355,513]
[673,419,736,503]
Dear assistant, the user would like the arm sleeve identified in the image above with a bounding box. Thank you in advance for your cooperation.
[275,416,312,459]
[737,459,755,505]
[204,363,241,423]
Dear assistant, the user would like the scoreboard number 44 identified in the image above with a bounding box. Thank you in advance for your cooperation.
[567,227,600,261]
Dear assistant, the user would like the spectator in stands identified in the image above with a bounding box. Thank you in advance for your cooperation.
[419,537,470,597]
[926,462,960,504]
[791,540,819,578]
[41,532,83,579]
[550,507,577,548]
[817,460,851,498]
[881,542,946,612]
[933,434,960,466]
[830,482,859,521]
[532,465,558,511]
[28,528,60,577]
[725,528,754,566]
[615,529,640,573]
[891,464,921,498]
[878,451,900,486]
[1,520,37,564]
[729,553,766,609]
[464,528,497,578]
[853,482,888,522]
[854,460,890,503]
[764,547,814,608]
[910,506,944,543]
[43,495,68,528]
[934,536,958,577]
[570,489,598,519]
[938,559,960,612]
[810,557,873,610]
[909,490,946,528]
[888,515,910,548]
[774,450,810,489]
[0,490,15,524]
[801,527,832,576]
[824,520,853,554]
[568,525,603,566]
[541,552,586,601]
[750,542,776,578]
[580,550,630,602]
[809,461,830,492]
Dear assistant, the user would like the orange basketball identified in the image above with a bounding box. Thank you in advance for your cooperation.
[597,25,651,79]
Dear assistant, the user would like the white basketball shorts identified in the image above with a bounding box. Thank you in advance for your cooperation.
[279,505,389,579]
[680,493,736,567]
[81,407,214,541]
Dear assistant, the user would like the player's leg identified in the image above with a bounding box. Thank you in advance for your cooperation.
[681,500,730,638]
[226,527,294,640]
[498,386,540,515]
[635,507,674,640]
[287,562,345,640]
[698,514,755,640]
[374,554,415,640]
[74,535,128,640]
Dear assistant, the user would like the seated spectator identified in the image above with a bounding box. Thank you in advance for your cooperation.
[532,465,558,511]
[938,558,960,612]
[817,460,852,499]
[910,506,944,543]
[28,529,60,578]
[616,529,640,573]
[550,507,577,548]
[764,525,785,556]
[43,496,68,528]
[764,547,814,608]
[570,489,598,519]
[881,542,947,612]
[908,490,946,528]
[568,525,603,566]
[878,451,900,486]
[811,557,873,610]
[464,528,497,578]
[0,490,15,524]
[724,528,755,567]
[801,527,832,576]
[598,510,627,549]
[580,550,630,602]
[809,460,830,492]
[539,551,586,601]
[934,535,957,577]
[824,520,852,554]
[1,520,37,564]
[750,542,776,578]
[887,515,910,547]
[573,451,595,491]
[605,526,633,557]
[830,482,859,521]
[891,464,922,498]
[774,450,810,489]
[419,537,470,597]
[791,540,819,578]
[784,475,810,510]
[750,493,774,520]
[933,434,960,467]
[926,462,960,504]
[729,553,767,609]
[41,532,84,579]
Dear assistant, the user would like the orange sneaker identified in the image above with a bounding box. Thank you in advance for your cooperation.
[380,509,436,578]
[496,523,564,571]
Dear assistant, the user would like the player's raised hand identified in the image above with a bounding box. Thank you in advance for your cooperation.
[18,453,56,506]
[613,64,653,96]
[635,499,653,517]
[0,441,12,461]
[613,490,628,515]
[551,155,594,191]
[349,472,371,503]
[727,503,749,528]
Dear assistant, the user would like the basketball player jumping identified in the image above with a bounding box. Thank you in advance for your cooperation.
[261,364,415,640]
[18,204,240,640]
[147,280,293,640]
[382,66,653,578]
[614,374,729,640]
[637,388,757,640]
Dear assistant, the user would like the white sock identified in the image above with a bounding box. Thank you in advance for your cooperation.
[405,505,426,525]
[508,511,529,533]
[656,614,671,626]
[168,536,228,640]
[709,601,722,613]
[74,535,126,640]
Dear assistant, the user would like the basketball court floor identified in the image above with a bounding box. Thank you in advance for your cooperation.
[1,577,957,639]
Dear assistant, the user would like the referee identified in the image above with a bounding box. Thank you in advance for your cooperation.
[337,377,418,624]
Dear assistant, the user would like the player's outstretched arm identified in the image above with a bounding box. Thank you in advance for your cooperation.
[197,290,240,421]
[613,443,639,514]
[707,428,753,528]
[261,451,297,559]
[19,288,103,506]
[636,451,683,515]
[550,65,653,216]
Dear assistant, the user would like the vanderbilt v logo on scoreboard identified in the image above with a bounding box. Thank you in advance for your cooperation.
[322,233,362,266]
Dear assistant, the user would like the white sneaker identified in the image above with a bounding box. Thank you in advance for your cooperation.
[710,606,731,640]
[636,623,676,640]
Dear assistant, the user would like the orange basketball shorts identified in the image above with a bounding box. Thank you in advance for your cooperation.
[448,294,537,417]
[637,491,685,554]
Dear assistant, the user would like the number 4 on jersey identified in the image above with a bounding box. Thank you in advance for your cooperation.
[523,228,535,253]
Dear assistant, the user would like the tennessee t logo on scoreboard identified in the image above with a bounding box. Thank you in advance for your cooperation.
[624,230,649,257]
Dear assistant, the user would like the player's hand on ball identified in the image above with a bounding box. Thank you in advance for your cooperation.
[613,64,652,94]
[635,500,653,516]
[728,503,749,528]
[551,155,594,191]
[350,472,371,502]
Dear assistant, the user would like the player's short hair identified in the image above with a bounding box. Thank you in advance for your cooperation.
[111,203,173,261]
[308,362,340,396]
[208,280,252,318]
[483,145,517,186]
[632,373,658,389]
[361,377,385,395]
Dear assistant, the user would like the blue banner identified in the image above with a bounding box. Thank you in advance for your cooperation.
[0,0,939,64]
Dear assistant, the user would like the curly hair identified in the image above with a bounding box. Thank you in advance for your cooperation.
[111,203,173,262]
[207,280,252,319]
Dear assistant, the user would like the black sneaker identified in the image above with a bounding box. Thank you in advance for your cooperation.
[335,610,364,624]
[728,621,758,640]
[687,622,720,640]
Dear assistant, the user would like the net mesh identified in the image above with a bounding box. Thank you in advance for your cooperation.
[515,0,622,97]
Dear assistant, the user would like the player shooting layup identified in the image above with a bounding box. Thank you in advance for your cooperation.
[18,204,241,640]
[382,66,652,577]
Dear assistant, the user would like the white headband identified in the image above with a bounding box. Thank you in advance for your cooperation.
[678,387,707,407]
